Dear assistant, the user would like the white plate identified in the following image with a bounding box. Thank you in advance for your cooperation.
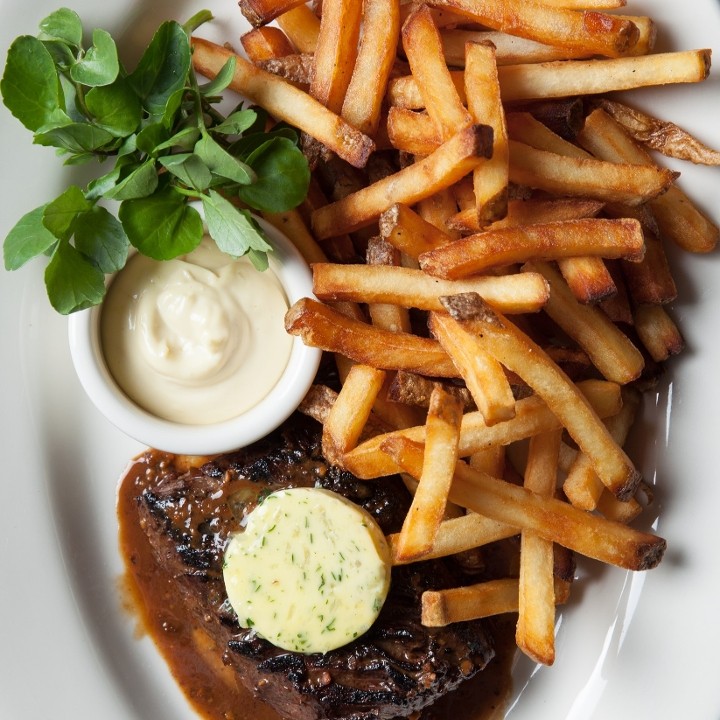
[1,1,719,718]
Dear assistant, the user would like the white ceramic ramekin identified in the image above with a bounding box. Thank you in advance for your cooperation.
[68,215,320,455]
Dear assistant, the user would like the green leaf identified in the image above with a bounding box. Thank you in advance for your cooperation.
[1,35,66,132]
[211,108,257,136]
[135,123,170,155]
[70,29,119,87]
[159,153,212,190]
[43,186,92,241]
[85,165,123,201]
[45,241,106,314]
[85,78,142,137]
[104,159,159,201]
[39,8,83,48]
[195,134,255,185]
[42,40,77,71]
[201,190,272,258]
[237,137,310,212]
[3,205,57,270]
[154,127,201,153]
[128,21,191,116]
[118,188,204,260]
[34,121,116,154]
[73,205,129,273]
[248,247,269,271]
[199,56,236,96]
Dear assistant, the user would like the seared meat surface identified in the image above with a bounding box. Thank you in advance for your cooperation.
[134,414,495,720]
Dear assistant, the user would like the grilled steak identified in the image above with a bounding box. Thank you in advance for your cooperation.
[130,413,496,720]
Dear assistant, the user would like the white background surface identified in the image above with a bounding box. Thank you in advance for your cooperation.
[1,1,719,718]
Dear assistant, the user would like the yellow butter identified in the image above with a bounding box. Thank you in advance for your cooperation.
[223,487,391,653]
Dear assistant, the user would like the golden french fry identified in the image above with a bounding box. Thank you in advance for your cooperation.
[523,260,645,385]
[403,5,472,140]
[430,0,639,57]
[429,312,516,426]
[365,237,412,334]
[634,304,685,362]
[240,26,295,62]
[598,98,720,166]
[275,4,320,53]
[390,512,517,564]
[238,0,307,27]
[420,218,644,279]
[322,364,386,465]
[382,437,666,571]
[262,209,328,265]
[343,378,623,479]
[387,50,711,106]
[312,263,550,315]
[577,107,719,253]
[395,387,464,561]
[439,293,641,500]
[285,298,458,377]
[341,0,400,136]
[465,40,509,223]
[509,140,677,206]
[379,203,454,259]
[621,231,677,305]
[191,38,374,169]
[563,387,640,510]
[309,0,362,114]
[312,124,493,239]
[450,197,605,234]
[517,430,563,666]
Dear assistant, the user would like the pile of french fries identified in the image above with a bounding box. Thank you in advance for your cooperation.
[192,0,718,668]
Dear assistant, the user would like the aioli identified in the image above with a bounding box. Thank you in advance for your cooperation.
[101,238,293,425]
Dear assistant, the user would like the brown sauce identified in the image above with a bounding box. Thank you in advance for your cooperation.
[117,454,515,720]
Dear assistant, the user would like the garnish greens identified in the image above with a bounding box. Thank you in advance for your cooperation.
[1,8,310,314]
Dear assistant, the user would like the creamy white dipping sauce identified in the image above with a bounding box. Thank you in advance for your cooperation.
[101,238,293,425]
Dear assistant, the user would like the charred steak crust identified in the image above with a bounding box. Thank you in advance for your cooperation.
[135,414,495,720]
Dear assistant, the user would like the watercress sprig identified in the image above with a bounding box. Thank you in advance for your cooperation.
[1,8,310,314]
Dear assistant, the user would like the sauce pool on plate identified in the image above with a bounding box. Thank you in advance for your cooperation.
[101,238,293,425]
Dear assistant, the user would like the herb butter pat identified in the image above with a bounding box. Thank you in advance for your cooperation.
[223,487,392,654]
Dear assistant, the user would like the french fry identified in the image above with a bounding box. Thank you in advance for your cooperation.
[402,5,472,141]
[523,260,645,385]
[309,0,362,114]
[311,124,494,239]
[379,203,455,259]
[240,26,295,62]
[416,187,462,240]
[238,0,307,27]
[365,237,412,334]
[390,511,517,564]
[386,107,442,155]
[598,98,720,166]
[322,364,386,466]
[284,297,459,377]
[395,387,464,561]
[469,445,506,478]
[419,218,644,279]
[535,0,626,8]
[382,438,666,571]
[465,40,509,224]
[577,107,719,253]
[386,50,711,106]
[450,197,605,234]
[596,490,643,525]
[621,231,677,305]
[275,4,320,53]
[517,430,563,665]
[343,378,623,479]
[262,209,328,265]
[563,387,640,510]
[312,263,551,315]
[430,0,639,57]
[342,0,400,136]
[421,577,572,627]
[509,140,677,206]
[441,29,593,67]
[191,38,374,169]
[429,312,517,426]
[438,293,641,500]
[633,304,685,363]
